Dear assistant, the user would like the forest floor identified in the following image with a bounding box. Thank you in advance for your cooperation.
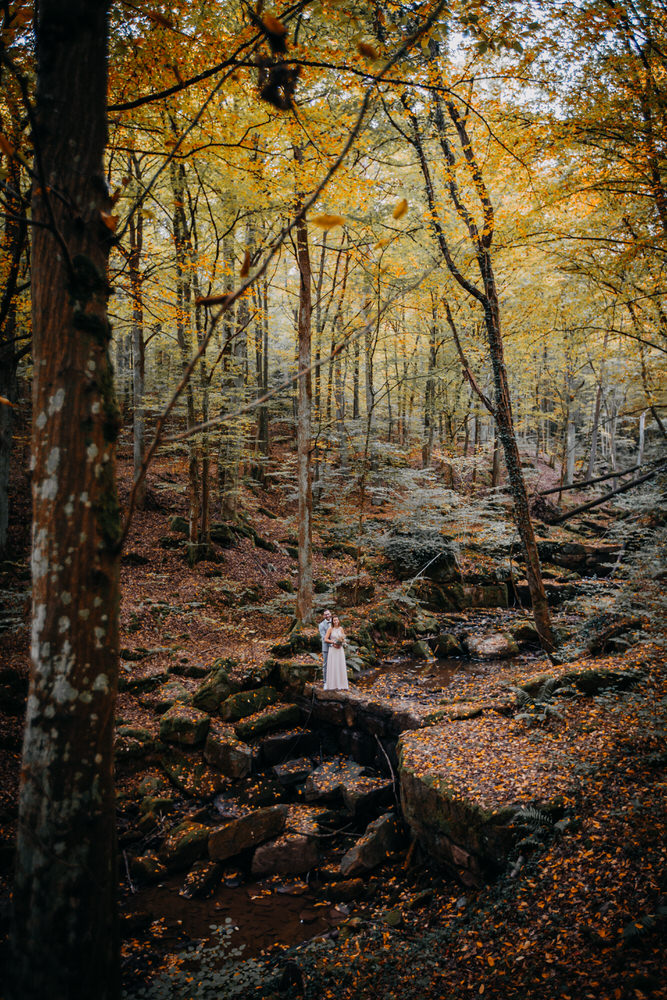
[0,441,665,1000]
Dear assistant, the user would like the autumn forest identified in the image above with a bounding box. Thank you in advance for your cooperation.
[0,2,665,999]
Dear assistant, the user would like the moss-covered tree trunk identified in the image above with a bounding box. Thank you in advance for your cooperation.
[11,3,121,998]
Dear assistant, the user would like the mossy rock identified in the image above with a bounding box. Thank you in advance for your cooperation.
[221,686,279,722]
[115,731,156,761]
[118,668,169,694]
[205,721,257,778]
[191,658,240,712]
[159,703,210,746]
[169,515,189,535]
[161,750,226,799]
[140,680,190,714]
[278,660,318,691]
[234,703,301,741]
[511,621,540,644]
[128,854,166,884]
[159,535,184,550]
[209,522,237,547]
[429,633,463,658]
[139,794,174,817]
[411,639,432,659]
[159,820,211,871]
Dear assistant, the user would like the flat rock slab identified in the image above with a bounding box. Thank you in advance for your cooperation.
[341,775,393,815]
[305,685,426,736]
[208,804,288,861]
[284,803,332,837]
[259,728,320,765]
[251,832,320,877]
[221,686,279,722]
[234,702,301,741]
[273,757,314,786]
[398,713,582,879]
[159,703,210,746]
[305,758,365,801]
[205,720,257,778]
[340,811,405,876]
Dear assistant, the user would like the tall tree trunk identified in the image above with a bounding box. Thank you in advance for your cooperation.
[170,159,200,544]
[406,93,555,650]
[128,175,145,510]
[12,5,121,999]
[294,188,313,624]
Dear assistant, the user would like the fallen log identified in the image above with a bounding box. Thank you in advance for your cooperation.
[553,463,667,523]
[538,457,663,497]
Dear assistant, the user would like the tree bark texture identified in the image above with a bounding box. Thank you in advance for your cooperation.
[12,4,121,999]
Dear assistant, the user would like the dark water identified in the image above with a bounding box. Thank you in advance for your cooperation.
[127,873,346,960]
[354,656,463,692]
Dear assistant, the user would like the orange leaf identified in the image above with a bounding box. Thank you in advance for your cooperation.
[357,41,379,60]
[310,213,345,231]
[0,396,17,408]
[392,198,408,219]
[196,293,233,308]
[100,211,119,232]
[0,134,15,158]
[263,13,286,36]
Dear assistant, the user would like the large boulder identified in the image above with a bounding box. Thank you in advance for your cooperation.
[340,812,405,876]
[429,633,464,658]
[204,720,257,778]
[333,574,375,606]
[251,832,320,877]
[208,805,288,861]
[191,658,239,713]
[465,633,519,660]
[159,820,210,871]
[383,529,461,583]
[221,686,279,722]
[159,703,210,746]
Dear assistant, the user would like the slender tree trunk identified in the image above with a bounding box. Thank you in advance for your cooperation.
[637,410,647,467]
[12,5,121,998]
[170,160,200,543]
[294,184,313,624]
[128,191,145,511]
[406,93,555,649]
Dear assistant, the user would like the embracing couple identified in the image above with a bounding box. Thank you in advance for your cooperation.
[318,609,349,691]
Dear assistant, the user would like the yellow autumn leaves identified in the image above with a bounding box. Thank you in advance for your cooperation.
[310,197,408,234]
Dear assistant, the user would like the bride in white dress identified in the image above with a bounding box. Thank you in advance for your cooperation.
[324,615,349,690]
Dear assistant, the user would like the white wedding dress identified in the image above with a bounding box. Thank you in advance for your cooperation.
[324,627,348,690]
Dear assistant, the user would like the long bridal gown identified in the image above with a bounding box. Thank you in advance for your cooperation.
[324,627,348,690]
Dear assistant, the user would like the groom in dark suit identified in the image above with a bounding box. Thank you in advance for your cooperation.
[318,609,332,685]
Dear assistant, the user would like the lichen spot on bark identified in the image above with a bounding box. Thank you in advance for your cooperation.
[31,528,49,581]
[48,388,66,414]
[87,443,99,461]
[36,411,47,430]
